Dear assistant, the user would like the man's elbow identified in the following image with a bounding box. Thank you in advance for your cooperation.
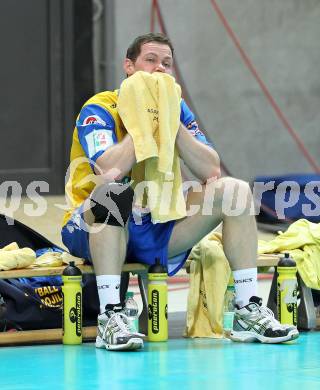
[205,155,221,182]
[211,153,221,179]
[212,166,221,180]
[205,167,221,184]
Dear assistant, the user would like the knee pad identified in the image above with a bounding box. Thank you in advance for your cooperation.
[90,182,134,227]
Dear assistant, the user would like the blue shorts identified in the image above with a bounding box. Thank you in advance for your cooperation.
[61,205,190,276]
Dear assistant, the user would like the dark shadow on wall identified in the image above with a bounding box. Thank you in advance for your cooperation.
[73,0,95,114]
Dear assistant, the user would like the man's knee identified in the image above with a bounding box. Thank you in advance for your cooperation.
[90,183,134,227]
[219,177,251,193]
[210,177,252,210]
[221,177,253,213]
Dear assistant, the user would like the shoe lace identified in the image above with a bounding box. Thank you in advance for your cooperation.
[259,305,282,328]
[102,312,131,340]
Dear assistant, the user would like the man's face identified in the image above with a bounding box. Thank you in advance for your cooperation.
[124,42,173,76]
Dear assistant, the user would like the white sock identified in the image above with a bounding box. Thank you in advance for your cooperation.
[233,268,258,308]
[96,275,121,313]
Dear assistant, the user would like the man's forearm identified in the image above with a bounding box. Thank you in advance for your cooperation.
[95,134,136,180]
[176,124,221,183]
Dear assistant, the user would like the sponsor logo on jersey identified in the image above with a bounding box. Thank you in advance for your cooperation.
[85,129,114,157]
[187,120,198,130]
[83,115,106,126]
[186,120,204,137]
[94,131,110,148]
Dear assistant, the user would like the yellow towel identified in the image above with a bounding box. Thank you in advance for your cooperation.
[0,242,36,270]
[117,71,187,223]
[258,219,320,290]
[184,232,231,338]
[29,251,84,268]
[0,243,84,271]
[29,252,64,268]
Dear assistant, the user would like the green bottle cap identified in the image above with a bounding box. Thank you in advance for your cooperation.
[126,291,134,298]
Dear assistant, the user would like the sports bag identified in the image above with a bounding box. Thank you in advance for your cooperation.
[254,174,320,223]
[0,214,130,331]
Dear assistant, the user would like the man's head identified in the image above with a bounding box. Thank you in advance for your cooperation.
[123,33,174,76]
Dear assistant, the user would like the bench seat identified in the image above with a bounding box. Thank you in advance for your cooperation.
[0,255,317,345]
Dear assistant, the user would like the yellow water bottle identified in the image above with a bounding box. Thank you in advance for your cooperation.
[62,261,82,344]
[277,253,298,326]
[148,258,168,341]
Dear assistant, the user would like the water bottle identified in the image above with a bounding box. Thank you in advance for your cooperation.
[223,276,235,337]
[277,253,298,326]
[148,258,168,342]
[125,291,139,332]
[62,261,82,344]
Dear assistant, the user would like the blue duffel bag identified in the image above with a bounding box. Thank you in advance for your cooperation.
[253,173,320,223]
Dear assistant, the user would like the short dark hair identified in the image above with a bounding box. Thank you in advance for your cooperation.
[126,33,174,62]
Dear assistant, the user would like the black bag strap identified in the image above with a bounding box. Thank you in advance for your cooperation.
[0,213,64,251]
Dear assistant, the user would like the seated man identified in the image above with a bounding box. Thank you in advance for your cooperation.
[61,32,299,351]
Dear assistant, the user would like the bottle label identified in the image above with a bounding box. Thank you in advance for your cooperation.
[148,289,159,334]
[277,278,297,325]
[68,292,82,337]
[76,292,82,337]
[62,291,65,336]
[279,279,298,305]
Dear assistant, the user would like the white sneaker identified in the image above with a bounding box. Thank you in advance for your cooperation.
[260,305,298,334]
[95,304,144,351]
[230,296,299,344]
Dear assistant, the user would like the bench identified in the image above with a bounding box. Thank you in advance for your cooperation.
[0,263,149,346]
[0,255,317,345]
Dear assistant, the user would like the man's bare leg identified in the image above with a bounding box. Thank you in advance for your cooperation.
[168,177,257,267]
[83,198,127,311]
[168,177,258,306]
[82,198,144,350]
[89,224,127,276]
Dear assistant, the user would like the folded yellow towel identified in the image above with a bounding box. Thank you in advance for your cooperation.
[28,251,84,268]
[2,242,20,251]
[258,219,320,289]
[29,252,64,268]
[0,242,85,271]
[117,71,186,223]
[0,242,36,270]
[184,232,231,338]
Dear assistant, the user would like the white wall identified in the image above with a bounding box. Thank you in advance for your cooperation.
[103,0,320,181]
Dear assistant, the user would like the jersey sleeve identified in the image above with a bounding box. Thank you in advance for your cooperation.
[180,99,214,148]
[76,104,117,163]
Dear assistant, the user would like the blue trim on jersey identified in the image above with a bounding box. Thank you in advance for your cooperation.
[180,99,194,124]
[77,104,117,163]
[180,99,214,148]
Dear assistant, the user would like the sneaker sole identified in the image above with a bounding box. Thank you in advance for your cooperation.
[95,336,144,351]
[229,329,299,344]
